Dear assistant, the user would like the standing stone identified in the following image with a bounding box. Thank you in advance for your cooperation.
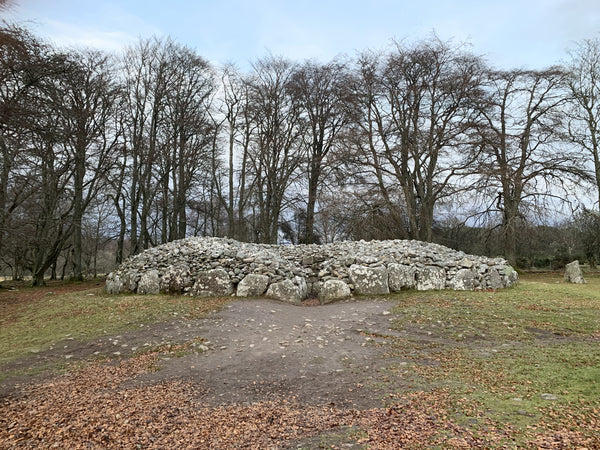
[105,273,123,294]
[485,267,503,290]
[388,263,417,291]
[266,279,303,304]
[319,279,352,304]
[416,266,446,291]
[447,268,477,290]
[564,260,586,284]
[236,273,270,297]
[137,269,160,295]
[348,264,389,295]
[160,264,193,294]
[190,269,234,297]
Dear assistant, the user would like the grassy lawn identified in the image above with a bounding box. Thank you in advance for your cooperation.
[0,281,228,367]
[382,272,600,446]
[1,273,599,447]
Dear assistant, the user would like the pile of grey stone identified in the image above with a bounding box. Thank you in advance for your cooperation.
[105,237,518,304]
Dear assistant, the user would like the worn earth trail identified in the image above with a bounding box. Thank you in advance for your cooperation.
[128,299,403,409]
[3,297,432,448]
[2,298,404,407]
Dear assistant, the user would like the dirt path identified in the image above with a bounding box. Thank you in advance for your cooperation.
[2,298,405,409]
[128,299,403,408]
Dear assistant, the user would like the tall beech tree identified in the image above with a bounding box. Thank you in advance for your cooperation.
[567,38,600,205]
[476,68,587,266]
[58,50,121,281]
[159,43,215,242]
[245,56,305,243]
[349,39,485,241]
[289,59,353,244]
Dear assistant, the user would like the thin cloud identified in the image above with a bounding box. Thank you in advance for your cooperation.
[43,19,139,52]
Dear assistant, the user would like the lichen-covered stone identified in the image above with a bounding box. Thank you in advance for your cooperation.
[236,274,270,297]
[294,276,308,300]
[160,264,193,294]
[319,279,352,304]
[266,279,303,304]
[349,265,389,295]
[105,274,123,294]
[388,263,416,291]
[485,267,503,290]
[447,268,477,290]
[500,265,519,286]
[416,266,446,291]
[564,260,586,284]
[137,269,160,295]
[189,269,233,297]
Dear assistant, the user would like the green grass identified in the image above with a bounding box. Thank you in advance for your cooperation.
[0,285,228,366]
[381,272,600,446]
[2,273,599,446]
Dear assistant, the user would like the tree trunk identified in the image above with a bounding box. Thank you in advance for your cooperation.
[115,197,126,265]
[71,144,85,281]
[32,270,45,287]
[503,202,518,267]
[129,158,140,256]
[304,160,321,244]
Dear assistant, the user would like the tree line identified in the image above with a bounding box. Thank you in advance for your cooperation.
[1,24,600,285]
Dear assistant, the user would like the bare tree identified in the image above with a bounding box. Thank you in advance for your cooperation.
[475,68,587,265]
[349,38,485,241]
[567,37,600,206]
[0,26,78,285]
[57,49,121,280]
[213,64,257,241]
[28,72,75,286]
[159,42,216,242]
[0,26,50,279]
[245,55,305,243]
[120,37,217,252]
[121,37,171,254]
[289,59,353,243]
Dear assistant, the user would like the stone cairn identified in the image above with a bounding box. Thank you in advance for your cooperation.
[106,237,518,304]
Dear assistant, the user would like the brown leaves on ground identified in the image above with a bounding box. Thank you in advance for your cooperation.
[1,346,598,449]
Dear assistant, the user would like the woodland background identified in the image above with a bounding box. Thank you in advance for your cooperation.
[2,23,600,285]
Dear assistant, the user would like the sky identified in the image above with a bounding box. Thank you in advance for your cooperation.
[3,0,600,71]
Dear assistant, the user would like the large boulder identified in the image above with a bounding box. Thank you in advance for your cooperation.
[500,265,519,286]
[319,279,351,304]
[416,266,446,291]
[388,263,416,291]
[447,268,477,291]
[189,269,234,297]
[484,267,504,290]
[266,279,304,304]
[564,260,586,284]
[160,264,193,294]
[236,273,270,297]
[295,276,308,300]
[349,264,389,295]
[105,274,123,295]
[137,269,160,295]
